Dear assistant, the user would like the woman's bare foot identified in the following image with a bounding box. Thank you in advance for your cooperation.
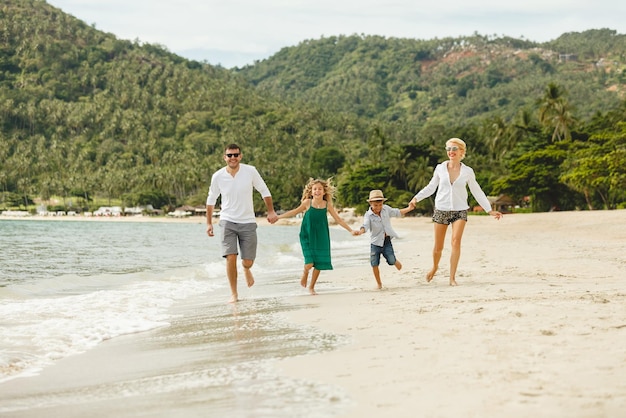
[449,279,458,286]
[426,268,437,282]
[244,268,255,287]
[228,294,239,303]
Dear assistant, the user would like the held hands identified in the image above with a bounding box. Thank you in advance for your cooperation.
[267,211,279,224]
[489,210,503,220]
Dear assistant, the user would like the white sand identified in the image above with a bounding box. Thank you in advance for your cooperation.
[278,210,626,417]
[2,210,624,417]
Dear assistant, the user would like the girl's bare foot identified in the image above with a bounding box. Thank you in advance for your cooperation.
[244,268,255,287]
[449,279,458,286]
[426,268,437,282]
[300,268,310,288]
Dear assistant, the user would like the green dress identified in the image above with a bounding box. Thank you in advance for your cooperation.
[299,200,333,270]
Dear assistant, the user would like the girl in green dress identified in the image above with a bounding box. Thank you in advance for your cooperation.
[277,178,357,294]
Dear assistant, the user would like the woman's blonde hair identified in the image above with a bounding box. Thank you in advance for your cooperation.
[301,178,336,201]
[447,137,467,160]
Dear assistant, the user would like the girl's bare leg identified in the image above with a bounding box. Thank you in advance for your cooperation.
[426,223,448,282]
[301,264,313,288]
[309,268,321,295]
[448,219,467,286]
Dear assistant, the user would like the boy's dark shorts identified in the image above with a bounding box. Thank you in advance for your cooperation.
[370,236,396,267]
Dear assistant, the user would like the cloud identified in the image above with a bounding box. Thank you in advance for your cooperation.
[47,0,626,68]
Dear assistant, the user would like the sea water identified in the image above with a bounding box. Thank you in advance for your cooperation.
[0,218,367,416]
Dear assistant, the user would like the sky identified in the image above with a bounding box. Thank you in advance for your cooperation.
[46,0,626,69]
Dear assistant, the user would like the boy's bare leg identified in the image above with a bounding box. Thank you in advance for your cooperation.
[301,264,313,288]
[226,254,238,303]
[372,266,382,289]
[242,259,255,287]
[309,268,320,295]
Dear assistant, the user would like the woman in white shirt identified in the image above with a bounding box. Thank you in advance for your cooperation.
[411,138,502,286]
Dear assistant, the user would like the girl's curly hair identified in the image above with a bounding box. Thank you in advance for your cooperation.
[301,178,336,202]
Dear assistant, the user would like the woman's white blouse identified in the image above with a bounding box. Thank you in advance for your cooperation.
[413,162,492,213]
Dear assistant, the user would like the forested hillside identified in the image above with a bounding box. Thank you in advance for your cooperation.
[1,1,625,215]
[238,30,626,125]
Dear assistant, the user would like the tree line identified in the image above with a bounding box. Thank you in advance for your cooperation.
[0,1,624,215]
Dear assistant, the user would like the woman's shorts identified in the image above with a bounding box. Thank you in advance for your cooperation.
[432,209,468,225]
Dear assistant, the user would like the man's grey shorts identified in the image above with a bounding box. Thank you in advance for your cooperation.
[219,220,257,260]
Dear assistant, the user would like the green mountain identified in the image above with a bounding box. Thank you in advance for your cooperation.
[1,1,625,214]
[237,31,626,125]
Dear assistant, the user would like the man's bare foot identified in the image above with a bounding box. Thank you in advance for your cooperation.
[308,287,317,295]
[426,268,437,282]
[244,268,254,288]
[228,294,239,303]
[449,279,458,286]
[395,260,402,270]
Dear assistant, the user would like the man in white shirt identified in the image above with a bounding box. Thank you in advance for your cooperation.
[206,144,278,303]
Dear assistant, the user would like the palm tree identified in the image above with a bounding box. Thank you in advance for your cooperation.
[538,83,576,142]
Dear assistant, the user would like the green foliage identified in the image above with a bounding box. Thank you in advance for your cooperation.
[310,146,346,178]
[0,2,625,214]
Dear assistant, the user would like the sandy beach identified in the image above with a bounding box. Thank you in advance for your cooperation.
[1,210,625,417]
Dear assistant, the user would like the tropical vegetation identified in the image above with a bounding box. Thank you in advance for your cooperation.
[1,0,625,216]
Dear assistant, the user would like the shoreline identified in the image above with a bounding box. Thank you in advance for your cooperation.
[1,210,625,417]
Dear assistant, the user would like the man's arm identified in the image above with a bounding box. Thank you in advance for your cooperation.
[206,204,215,236]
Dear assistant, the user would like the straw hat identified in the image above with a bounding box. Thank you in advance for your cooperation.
[367,190,387,202]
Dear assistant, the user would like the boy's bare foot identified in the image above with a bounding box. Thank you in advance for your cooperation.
[244,268,254,287]
[395,260,402,270]
[308,287,317,295]
[426,268,437,282]
[228,294,239,303]
[375,284,383,290]
[449,279,458,286]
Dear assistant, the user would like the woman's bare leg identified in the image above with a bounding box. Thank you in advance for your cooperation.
[426,223,448,282]
[449,219,467,286]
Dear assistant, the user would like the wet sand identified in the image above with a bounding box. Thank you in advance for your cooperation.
[1,210,625,417]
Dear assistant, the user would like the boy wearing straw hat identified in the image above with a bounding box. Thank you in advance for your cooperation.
[355,190,415,289]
